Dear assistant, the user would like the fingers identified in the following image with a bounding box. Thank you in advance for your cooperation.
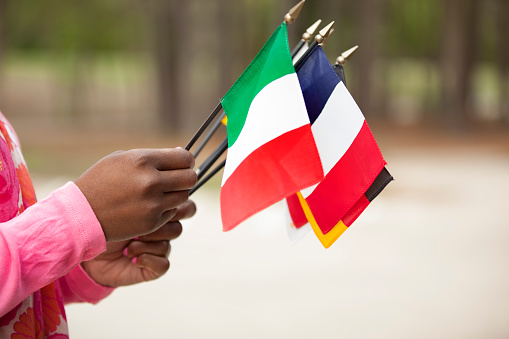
[143,148,195,171]
[138,222,183,242]
[128,240,171,258]
[135,254,170,278]
[158,197,197,228]
[170,200,197,221]
[159,168,197,192]
[127,239,172,279]
[161,190,189,213]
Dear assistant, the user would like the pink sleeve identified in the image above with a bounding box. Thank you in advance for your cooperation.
[0,182,106,316]
[58,264,114,304]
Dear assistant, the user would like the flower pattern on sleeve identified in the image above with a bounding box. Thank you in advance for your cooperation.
[0,112,69,338]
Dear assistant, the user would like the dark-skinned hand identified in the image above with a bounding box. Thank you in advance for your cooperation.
[81,201,196,287]
[75,148,197,242]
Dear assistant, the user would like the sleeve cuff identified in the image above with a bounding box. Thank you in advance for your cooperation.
[63,264,115,304]
[61,182,106,261]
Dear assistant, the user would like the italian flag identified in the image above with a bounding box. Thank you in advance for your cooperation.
[220,23,323,232]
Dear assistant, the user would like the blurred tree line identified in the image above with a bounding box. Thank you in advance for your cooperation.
[0,0,508,133]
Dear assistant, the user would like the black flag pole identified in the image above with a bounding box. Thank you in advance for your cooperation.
[195,137,228,181]
[192,112,226,158]
[185,102,223,151]
[186,1,308,191]
[293,21,335,69]
[194,15,319,158]
[184,0,306,152]
[291,19,322,59]
[189,159,226,196]
[189,21,336,195]
[333,45,358,86]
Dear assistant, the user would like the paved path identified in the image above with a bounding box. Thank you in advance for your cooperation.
[33,142,509,338]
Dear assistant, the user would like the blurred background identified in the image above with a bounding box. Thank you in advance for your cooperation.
[1,0,509,338]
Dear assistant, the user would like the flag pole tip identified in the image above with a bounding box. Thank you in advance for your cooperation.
[284,0,305,24]
[302,19,321,42]
[315,21,335,44]
[320,28,334,46]
[336,45,359,65]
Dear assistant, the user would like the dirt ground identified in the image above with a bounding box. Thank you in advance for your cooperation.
[24,123,509,338]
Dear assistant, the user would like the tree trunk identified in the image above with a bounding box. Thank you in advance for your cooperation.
[149,0,190,133]
[353,0,380,118]
[494,0,509,124]
[216,0,235,95]
[440,0,480,129]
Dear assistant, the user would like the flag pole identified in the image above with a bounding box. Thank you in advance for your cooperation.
[185,102,223,151]
[293,21,335,70]
[195,137,228,180]
[320,28,334,46]
[185,0,306,153]
[333,45,358,86]
[189,159,226,196]
[187,1,307,189]
[191,44,360,198]
[187,22,334,197]
[284,0,306,24]
[291,19,322,59]
[189,23,337,195]
[192,112,226,157]
[189,22,336,195]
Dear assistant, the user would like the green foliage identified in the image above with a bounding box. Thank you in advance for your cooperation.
[5,0,147,51]
[384,0,443,58]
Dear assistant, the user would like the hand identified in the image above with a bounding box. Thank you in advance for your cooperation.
[75,148,197,241]
[81,200,196,287]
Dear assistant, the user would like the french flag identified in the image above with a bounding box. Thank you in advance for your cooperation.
[286,45,391,246]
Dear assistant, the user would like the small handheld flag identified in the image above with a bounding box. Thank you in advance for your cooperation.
[286,45,391,248]
[220,23,323,231]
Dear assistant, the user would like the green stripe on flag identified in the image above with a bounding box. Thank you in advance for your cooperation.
[221,23,294,148]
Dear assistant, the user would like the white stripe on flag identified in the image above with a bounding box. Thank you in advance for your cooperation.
[300,82,365,198]
[222,73,309,185]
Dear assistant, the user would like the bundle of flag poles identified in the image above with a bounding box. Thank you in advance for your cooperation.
[185,0,393,249]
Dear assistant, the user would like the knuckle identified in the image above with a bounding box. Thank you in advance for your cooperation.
[111,150,125,156]
[144,199,162,216]
[127,241,141,255]
[140,174,160,194]
[141,223,158,235]
[131,150,152,168]
[136,254,147,267]
[164,208,178,221]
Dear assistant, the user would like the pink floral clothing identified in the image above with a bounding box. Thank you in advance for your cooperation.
[0,112,114,338]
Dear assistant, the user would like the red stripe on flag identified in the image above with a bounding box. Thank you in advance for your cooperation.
[221,125,323,231]
[287,194,308,228]
[306,121,386,234]
[342,194,370,227]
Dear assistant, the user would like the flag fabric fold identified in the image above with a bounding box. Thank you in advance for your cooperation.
[286,45,390,248]
[220,23,323,232]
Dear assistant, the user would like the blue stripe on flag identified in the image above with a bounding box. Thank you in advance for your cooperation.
[295,46,341,125]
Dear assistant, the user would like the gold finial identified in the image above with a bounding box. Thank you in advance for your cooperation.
[336,45,359,65]
[320,28,334,46]
[315,21,335,44]
[284,0,305,24]
[302,19,321,42]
